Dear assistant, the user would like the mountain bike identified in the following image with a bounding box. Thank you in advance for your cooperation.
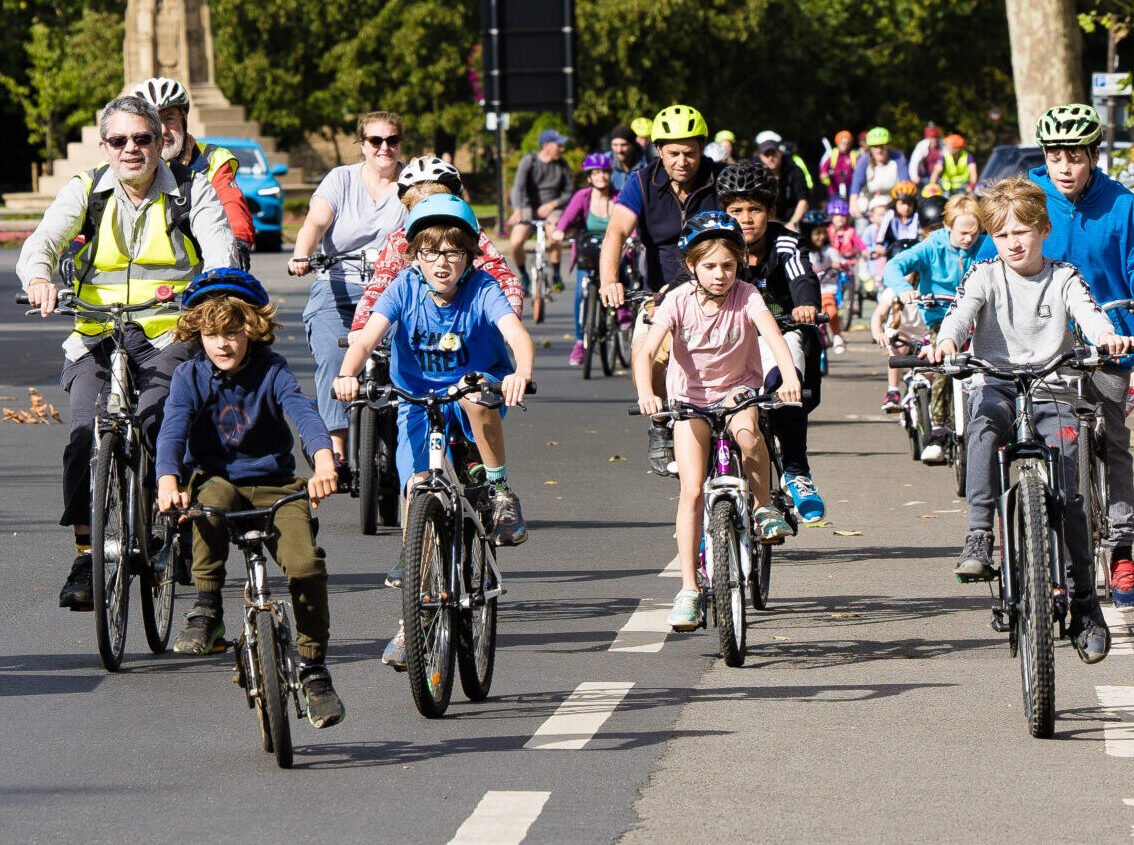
[19,288,182,671]
[338,336,398,533]
[174,489,316,769]
[890,348,1106,738]
[523,220,554,324]
[363,373,535,717]
[631,389,806,666]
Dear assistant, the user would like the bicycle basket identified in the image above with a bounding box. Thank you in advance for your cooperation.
[577,233,605,272]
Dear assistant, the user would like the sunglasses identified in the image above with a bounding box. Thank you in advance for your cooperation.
[364,134,401,149]
[103,133,156,149]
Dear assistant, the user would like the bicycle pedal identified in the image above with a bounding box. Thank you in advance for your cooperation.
[990,608,1012,633]
[211,638,233,654]
[955,570,998,584]
[760,536,787,546]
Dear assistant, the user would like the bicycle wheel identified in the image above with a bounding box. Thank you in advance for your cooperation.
[709,499,746,667]
[601,308,619,376]
[915,385,932,448]
[838,278,855,330]
[377,412,400,527]
[140,506,176,654]
[531,268,545,324]
[91,431,130,671]
[615,305,634,369]
[581,282,598,380]
[952,389,969,497]
[457,521,497,701]
[1078,423,1110,599]
[255,610,293,768]
[358,405,380,535]
[402,493,456,718]
[1016,467,1055,739]
[749,543,772,611]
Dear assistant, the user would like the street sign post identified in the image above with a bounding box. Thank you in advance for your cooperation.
[1092,72,1131,98]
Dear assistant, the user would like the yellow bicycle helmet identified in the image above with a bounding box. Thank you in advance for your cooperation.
[1036,103,1102,147]
[651,105,709,143]
[630,117,653,137]
[865,126,891,146]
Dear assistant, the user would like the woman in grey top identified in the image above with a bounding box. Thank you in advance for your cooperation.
[288,110,407,457]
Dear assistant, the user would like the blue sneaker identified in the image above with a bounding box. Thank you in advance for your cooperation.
[667,588,702,632]
[783,472,826,523]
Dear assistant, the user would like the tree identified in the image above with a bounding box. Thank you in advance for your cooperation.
[1004,0,1083,139]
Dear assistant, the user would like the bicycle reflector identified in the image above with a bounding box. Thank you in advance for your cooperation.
[155,284,174,302]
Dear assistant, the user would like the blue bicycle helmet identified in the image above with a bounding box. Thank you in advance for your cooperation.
[405,194,479,241]
[678,211,745,253]
[182,268,270,308]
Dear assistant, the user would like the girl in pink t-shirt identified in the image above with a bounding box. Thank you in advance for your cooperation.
[634,212,801,631]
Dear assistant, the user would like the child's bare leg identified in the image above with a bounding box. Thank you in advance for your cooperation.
[460,398,505,467]
[888,366,902,390]
[673,419,710,591]
[728,405,771,507]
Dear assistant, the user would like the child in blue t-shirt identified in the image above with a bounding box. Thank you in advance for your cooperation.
[336,195,535,547]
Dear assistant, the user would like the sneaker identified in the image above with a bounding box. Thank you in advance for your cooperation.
[490,486,528,546]
[782,472,826,523]
[832,335,847,354]
[616,305,633,330]
[385,551,403,588]
[755,505,792,544]
[648,424,676,477]
[1068,596,1111,665]
[300,666,346,728]
[920,427,948,464]
[568,341,585,366]
[1111,554,1134,611]
[551,276,565,293]
[59,553,93,611]
[881,389,901,413]
[173,604,226,655]
[953,530,995,581]
[667,588,702,632]
[382,620,407,671]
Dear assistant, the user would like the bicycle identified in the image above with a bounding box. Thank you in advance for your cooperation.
[889,347,1108,738]
[893,295,956,464]
[576,233,618,379]
[338,336,399,533]
[18,288,183,671]
[173,489,316,768]
[362,373,536,717]
[523,220,555,324]
[630,389,806,666]
[613,234,646,369]
[290,249,381,284]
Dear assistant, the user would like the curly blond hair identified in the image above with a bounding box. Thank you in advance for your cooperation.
[173,296,280,345]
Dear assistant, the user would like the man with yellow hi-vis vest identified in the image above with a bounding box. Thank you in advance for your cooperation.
[17,94,235,612]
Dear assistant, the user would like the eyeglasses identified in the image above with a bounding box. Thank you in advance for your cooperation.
[103,133,156,150]
[364,134,401,149]
[417,248,467,263]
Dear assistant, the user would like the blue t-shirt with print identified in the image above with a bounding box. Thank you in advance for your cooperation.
[375,266,515,394]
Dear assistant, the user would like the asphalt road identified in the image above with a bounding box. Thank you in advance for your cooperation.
[4,248,1134,844]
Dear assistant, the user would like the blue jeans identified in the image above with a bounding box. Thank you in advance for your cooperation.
[573,269,589,341]
[302,279,361,433]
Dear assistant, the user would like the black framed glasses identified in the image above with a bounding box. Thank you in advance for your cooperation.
[417,248,467,263]
[103,133,156,149]
[364,134,402,149]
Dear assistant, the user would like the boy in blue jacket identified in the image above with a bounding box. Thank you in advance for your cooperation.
[156,269,344,728]
[1029,103,1134,610]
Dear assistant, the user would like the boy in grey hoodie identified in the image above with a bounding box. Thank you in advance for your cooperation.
[931,177,1134,664]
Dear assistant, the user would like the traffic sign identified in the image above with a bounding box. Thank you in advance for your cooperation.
[1092,72,1131,98]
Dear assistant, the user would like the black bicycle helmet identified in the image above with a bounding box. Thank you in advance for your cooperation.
[887,238,919,259]
[917,195,946,229]
[716,160,778,209]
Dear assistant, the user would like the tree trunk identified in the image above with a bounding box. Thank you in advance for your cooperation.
[1004,0,1084,144]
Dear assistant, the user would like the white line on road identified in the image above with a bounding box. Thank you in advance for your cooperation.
[658,555,680,577]
[525,682,635,750]
[1095,686,1134,757]
[447,790,551,844]
[1102,606,1134,656]
[609,599,671,652]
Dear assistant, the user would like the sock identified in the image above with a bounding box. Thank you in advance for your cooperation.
[196,589,222,611]
[485,464,508,490]
[75,533,91,556]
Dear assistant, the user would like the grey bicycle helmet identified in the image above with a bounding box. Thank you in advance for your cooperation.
[397,155,464,198]
[716,160,778,209]
[132,77,191,112]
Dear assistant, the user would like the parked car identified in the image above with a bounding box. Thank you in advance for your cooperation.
[975,144,1046,192]
[200,136,287,252]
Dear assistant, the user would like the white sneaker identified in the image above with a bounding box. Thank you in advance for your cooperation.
[832,335,847,354]
[381,620,407,671]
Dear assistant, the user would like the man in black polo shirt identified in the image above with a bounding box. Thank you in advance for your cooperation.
[756,138,809,228]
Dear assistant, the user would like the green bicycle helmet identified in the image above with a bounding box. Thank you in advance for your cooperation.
[651,105,708,143]
[1036,103,1102,147]
[865,126,891,146]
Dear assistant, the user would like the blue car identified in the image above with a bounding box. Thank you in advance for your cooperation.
[200,136,288,252]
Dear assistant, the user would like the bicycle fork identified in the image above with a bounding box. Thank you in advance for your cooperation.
[239,551,303,717]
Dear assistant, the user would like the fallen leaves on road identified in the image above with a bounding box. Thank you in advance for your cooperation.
[608,455,626,462]
[772,635,790,641]
[2,388,61,425]
[561,333,573,340]
[829,612,860,619]
[919,514,939,519]
[546,441,559,447]
[804,520,831,528]
[903,500,927,506]
[544,480,559,485]
[833,529,864,537]
[540,340,552,349]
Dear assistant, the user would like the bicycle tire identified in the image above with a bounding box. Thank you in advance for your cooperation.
[140,502,176,654]
[915,385,933,447]
[952,390,968,497]
[903,404,922,460]
[377,412,400,527]
[255,611,293,768]
[92,431,130,671]
[358,406,380,535]
[1077,423,1110,600]
[457,521,497,701]
[402,493,456,718]
[582,282,598,380]
[601,307,619,376]
[750,543,772,611]
[532,268,546,324]
[838,278,855,330]
[1016,467,1055,739]
[709,499,746,667]
[615,306,634,369]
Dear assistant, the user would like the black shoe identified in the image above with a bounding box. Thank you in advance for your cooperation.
[954,531,995,581]
[1069,597,1111,665]
[648,424,676,477]
[173,604,226,655]
[490,486,528,546]
[301,666,346,728]
[59,553,93,611]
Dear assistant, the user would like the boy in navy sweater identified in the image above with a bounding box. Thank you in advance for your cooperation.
[156,269,344,728]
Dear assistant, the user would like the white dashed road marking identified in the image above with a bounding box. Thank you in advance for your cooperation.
[1095,686,1134,757]
[609,599,671,652]
[525,681,635,750]
[1102,606,1134,656]
[447,790,551,844]
[659,555,681,577]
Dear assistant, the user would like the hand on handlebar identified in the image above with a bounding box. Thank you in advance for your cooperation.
[776,374,802,405]
[307,450,338,509]
[287,257,313,277]
[600,281,626,308]
[333,374,359,402]
[26,279,59,317]
[499,373,530,407]
[898,290,919,305]
[926,338,957,364]
[157,475,189,518]
[638,393,664,416]
[1099,332,1134,356]
[791,305,818,324]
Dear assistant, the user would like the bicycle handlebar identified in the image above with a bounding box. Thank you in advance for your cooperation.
[887,348,1114,379]
[166,488,311,528]
[17,287,177,316]
[775,312,830,328]
[628,389,812,418]
[347,372,536,408]
[288,251,377,276]
[1103,299,1134,312]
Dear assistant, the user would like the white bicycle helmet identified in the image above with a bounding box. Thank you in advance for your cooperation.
[132,77,191,112]
[397,156,463,198]
[1036,103,1102,148]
